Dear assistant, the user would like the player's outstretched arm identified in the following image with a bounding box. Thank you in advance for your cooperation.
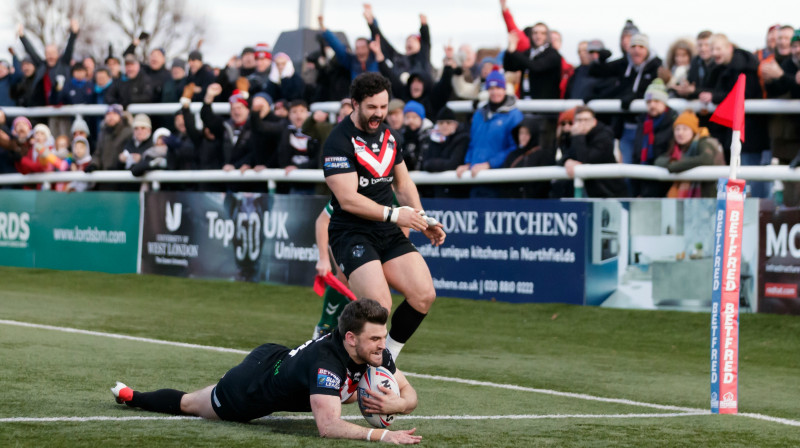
[310,394,422,444]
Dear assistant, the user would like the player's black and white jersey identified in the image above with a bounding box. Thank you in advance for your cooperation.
[322,115,405,234]
[258,328,396,413]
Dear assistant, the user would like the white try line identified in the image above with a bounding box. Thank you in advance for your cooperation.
[2,319,799,428]
[0,412,711,424]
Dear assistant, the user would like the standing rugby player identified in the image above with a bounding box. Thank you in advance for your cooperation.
[322,73,445,360]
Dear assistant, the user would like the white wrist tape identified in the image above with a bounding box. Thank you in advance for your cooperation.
[390,207,401,223]
[380,430,389,441]
[383,206,391,222]
[366,429,374,441]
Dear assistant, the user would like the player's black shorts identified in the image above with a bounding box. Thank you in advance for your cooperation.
[210,343,286,422]
[329,226,417,278]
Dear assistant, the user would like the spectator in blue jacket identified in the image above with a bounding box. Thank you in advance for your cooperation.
[318,14,379,80]
[59,63,94,105]
[456,70,523,198]
[0,57,23,107]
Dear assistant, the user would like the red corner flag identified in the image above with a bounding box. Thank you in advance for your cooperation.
[709,73,746,142]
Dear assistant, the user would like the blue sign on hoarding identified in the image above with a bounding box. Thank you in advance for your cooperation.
[409,199,589,304]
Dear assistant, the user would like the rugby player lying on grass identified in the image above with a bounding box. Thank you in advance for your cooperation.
[111,299,421,444]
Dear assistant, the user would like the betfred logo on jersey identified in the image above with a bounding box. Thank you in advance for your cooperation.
[317,368,342,390]
[324,156,350,170]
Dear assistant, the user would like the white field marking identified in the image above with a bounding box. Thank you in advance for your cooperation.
[0,412,709,424]
[2,319,799,428]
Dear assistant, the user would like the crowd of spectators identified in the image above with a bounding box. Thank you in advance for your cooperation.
[0,2,799,201]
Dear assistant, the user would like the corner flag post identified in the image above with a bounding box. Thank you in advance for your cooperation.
[708,74,746,414]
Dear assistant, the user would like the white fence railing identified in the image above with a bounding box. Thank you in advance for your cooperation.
[0,165,796,198]
[4,99,800,119]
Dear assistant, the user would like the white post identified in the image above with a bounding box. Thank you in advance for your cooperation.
[299,0,324,29]
[729,130,742,180]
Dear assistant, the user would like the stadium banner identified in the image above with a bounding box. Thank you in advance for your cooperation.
[715,179,745,414]
[594,198,758,314]
[140,191,326,285]
[0,190,36,268]
[31,192,140,273]
[758,202,800,315]
[0,191,139,273]
[408,199,590,304]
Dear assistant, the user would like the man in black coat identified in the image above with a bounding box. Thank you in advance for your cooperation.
[503,22,562,100]
[419,107,470,198]
[560,106,627,198]
[105,54,158,107]
[700,33,770,197]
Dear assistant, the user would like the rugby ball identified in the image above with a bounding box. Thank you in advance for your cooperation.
[357,366,400,428]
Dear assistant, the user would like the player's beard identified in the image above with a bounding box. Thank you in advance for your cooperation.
[355,343,384,367]
[357,107,384,135]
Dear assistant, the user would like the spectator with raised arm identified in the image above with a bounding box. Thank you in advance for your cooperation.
[0,54,23,107]
[123,38,170,100]
[185,51,215,103]
[17,19,78,107]
[318,14,378,80]
[499,0,530,53]
[591,33,662,166]
[364,4,433,80]
[701,33,769,196]
[503,22,562,100]
[201,83,257,177]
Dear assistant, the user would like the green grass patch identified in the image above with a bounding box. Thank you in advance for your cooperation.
[1,267,799,447]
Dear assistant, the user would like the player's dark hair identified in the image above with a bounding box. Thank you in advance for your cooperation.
[338,298,388,336]
[349,72,392,104]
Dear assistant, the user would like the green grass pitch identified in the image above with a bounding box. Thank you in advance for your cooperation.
[1,266,798,447]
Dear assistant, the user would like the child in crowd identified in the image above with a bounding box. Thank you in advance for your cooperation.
[32,123,64,171]
[67,136,96,192]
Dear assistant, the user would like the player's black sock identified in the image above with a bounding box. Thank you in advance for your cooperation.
[388,299,427,343]
[127,389,186,415]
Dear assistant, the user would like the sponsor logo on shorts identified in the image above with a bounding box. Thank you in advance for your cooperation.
[352,244,365,258]
[317,368,342,390]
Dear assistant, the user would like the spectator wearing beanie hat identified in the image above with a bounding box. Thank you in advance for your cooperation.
[457,69,523,198]
[402,100,433,171]
[185,50,215,102]
[119,113,154,171]
[245,43,277,100]
[95,104,132,172]
[591,31,662,169]
[630,78,677,197]
[656,109,724,197]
